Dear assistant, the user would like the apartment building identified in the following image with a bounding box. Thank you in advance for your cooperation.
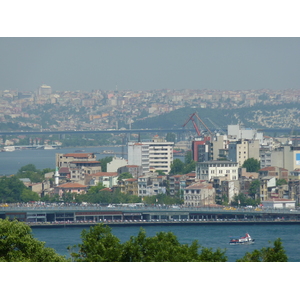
[196,160,239,181]
[137,173,167,197]
[227,124,263,144]
[259,145,300,172]
[117,164,143,179]
[128,138,174,174]
[211,134,228,160]
[119,178,138,196]
[258,166,288,181]
[183,182,215,207]
[228,139,260,167]
[85,172,119,188]
[191,137,211,162]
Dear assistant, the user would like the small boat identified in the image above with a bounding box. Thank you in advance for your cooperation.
[229,233,255,245]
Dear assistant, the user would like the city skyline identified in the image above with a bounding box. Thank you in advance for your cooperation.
[0,37,299,92]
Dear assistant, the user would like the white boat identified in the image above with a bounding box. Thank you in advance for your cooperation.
[229,233,255,245]
[43,145,55,150]
[3,146,15,152]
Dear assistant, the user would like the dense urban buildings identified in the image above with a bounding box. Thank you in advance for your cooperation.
[1,85,300,209]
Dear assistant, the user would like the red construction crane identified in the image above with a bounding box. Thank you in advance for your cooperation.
[182,112,213,137]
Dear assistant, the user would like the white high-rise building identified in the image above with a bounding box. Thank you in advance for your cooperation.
[38,84,52,96]
[128,139,174,174]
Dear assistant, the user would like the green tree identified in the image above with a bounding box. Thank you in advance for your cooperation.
[276,179,287,186]
[237,238,287,262]
[99,156,113,172]
[20,188,40,202]
[231,193,260,207]
[143,193,183,205]
[16,164,44,183]
[0,176,39,203]
[87,182,106,194]
[71,225,227,262]
[0,219,67,262]
[184,151,193,165]
[242,158,261,172]
[166,132,176,142]
[117,172,133,182]
[70,224,123,262]
[169,159,185,175]
[249,179,260,199]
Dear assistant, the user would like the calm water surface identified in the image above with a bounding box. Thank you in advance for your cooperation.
[0,146,125,175]
[32,223,300,262]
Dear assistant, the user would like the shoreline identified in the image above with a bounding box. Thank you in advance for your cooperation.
[28,219,300,228]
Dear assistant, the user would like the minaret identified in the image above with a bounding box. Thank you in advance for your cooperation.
[54,167,59,186]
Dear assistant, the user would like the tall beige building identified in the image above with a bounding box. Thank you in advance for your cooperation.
[228,139,260,167]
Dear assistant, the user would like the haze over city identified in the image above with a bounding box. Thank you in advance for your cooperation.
[0,37,299,92]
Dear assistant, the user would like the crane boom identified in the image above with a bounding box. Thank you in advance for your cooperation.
[182,112,213,137]
[182,113,201,136]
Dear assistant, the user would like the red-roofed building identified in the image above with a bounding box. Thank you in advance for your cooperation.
[55,152,101,184]
[85,172,119,188]
[54,182,88,197]
[258,166,288,181]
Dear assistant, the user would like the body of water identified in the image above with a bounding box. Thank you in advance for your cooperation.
[0,146,125,175]
[32,223,300,261]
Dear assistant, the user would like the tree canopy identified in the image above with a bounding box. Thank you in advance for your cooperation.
[70,224,227,262]
[0,219,66,262]
[169,152,196,175]
[242,158,260,172]
[15,164,55,183]
[0,176,40,203]
[237,238,287,262]
[99,156,113,172]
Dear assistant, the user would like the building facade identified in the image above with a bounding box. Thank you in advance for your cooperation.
[196,160,239,181]
[184,182,215,207]
[128,139,174,174]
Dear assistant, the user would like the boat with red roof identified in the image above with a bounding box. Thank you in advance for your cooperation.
[229,233,255,245]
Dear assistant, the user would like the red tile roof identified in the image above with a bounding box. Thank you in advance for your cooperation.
[186,182,213,189]
[90,172,118,177]
[124,178,137,182]
[57,182,87,188]
[259,167,276,171]
[59,167,70,173]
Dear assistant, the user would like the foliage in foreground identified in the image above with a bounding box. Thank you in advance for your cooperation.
[0,220,288,262]
[0,219,66,262]
[70,224,227,262]
[237,238,288,262]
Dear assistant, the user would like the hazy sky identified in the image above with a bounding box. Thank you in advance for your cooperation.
[0,37,299,92]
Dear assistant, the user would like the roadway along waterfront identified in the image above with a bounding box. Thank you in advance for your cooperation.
[1,205,300,226]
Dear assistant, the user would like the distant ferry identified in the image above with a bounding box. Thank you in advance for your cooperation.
[229,233,255,245]
[3,146,15,152]
[43,145,55,150]
[102,150,114,154]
